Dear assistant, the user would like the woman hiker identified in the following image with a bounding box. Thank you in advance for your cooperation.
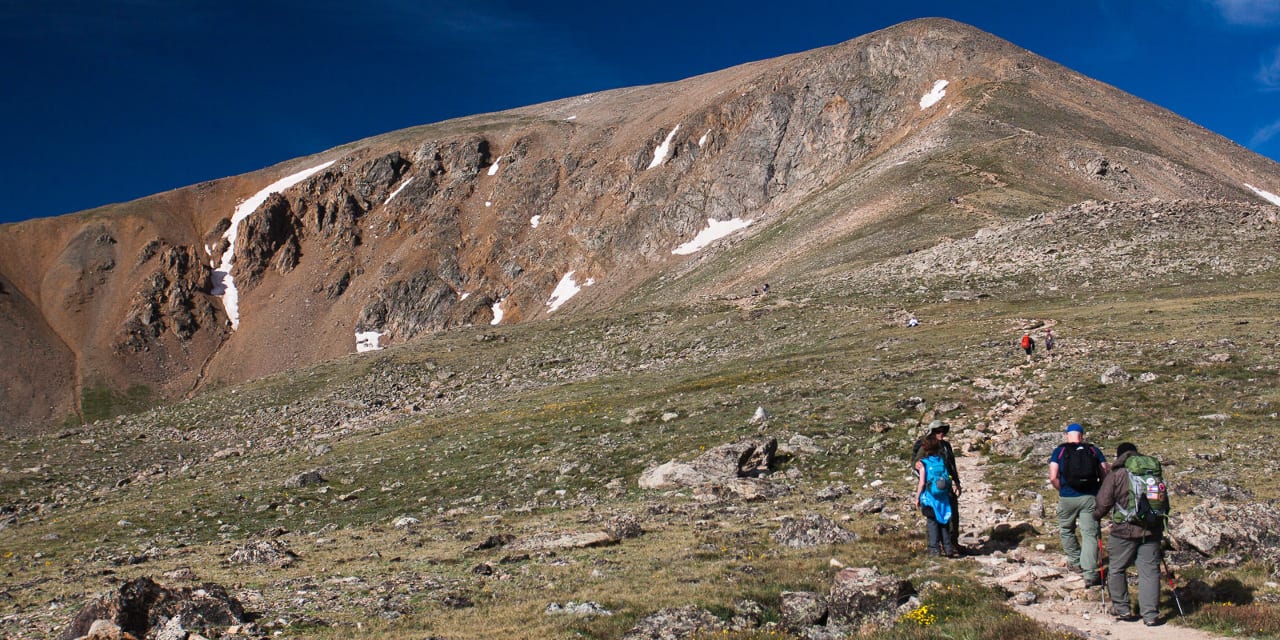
[914,434,958,557]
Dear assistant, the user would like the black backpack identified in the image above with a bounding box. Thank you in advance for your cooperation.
[1059,443,1103,492]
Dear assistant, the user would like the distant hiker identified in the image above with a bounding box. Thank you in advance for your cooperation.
[1094,442,1169,626]
[762,283,770,294]
[914,433,957,557]
[1048,422,1108,586]
[1020,333,1035,363]
[907,315,919,327]
[913,420,961,548]
[1044,328,1056,357]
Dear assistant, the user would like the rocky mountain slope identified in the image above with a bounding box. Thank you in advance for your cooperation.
[4,17,1280,640]
[3,18,1279,435]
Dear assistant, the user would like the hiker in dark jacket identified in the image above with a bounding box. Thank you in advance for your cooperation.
[1094,442,1167,627]
[912,420,962,548]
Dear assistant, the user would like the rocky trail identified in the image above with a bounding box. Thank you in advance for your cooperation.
[953,359,1229,640]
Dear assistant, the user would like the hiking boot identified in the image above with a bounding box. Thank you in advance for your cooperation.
[1110,610,1138,622]
[1082,575,1102,587]
[1143,618,1162,627]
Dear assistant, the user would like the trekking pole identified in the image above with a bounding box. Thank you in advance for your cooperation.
[1097,538,1110,613]
[1160,557,1186,617]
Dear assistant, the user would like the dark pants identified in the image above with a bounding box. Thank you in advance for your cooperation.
[1107,533,1161,624]
[922,506,954,554]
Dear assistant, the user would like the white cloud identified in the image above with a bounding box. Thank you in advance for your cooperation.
[1259,46,1280,89]
[1251,116,1280,146]
[1210,0,1280,25]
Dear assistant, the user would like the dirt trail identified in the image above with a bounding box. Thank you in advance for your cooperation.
[950,357,1227,640]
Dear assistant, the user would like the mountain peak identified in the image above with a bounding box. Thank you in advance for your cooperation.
[1,18,1278,434]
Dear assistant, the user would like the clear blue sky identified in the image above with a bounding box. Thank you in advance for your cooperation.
[2,1,1278,224]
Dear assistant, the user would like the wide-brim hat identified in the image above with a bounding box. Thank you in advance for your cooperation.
[927,420,950,435]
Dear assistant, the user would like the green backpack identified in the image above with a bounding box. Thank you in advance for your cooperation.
[1112,454,1169,528]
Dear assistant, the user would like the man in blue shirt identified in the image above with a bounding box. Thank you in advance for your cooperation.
[1048,423,1109,586]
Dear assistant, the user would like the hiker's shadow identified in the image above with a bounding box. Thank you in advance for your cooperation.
[1174,576,1254,614]
[968,521,1039,555]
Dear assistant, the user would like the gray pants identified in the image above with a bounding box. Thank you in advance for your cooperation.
[1107,533,1161,624]
[1057,494,1099,580]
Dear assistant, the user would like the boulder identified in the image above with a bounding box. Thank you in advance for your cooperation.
[507,531,617,553]
[283,470,325,489]
[226,540,297,567]
[772,513,858,548]
[59,577,246,640]
[638,460,710,489]
[1169,501,1280,567]
[638,437,778,490]
[827,567,912,628]
[1100,365,1131,384]
[621,606,723,639]
[779,591,828,627]
[604,512,643,540]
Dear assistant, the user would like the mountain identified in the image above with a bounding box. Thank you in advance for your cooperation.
[2,17,1279,436]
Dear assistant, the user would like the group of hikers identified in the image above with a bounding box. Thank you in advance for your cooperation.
[913,420,1170,626]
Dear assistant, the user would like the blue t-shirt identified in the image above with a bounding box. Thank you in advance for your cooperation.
[1049,443,1107,497]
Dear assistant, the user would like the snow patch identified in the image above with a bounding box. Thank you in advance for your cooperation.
[919,80,949,110]
[566,115,577,121]
[355,330,384,353]
[647,125,681,169]
[531,215,541,228]
[672,218,754,255]
[485,201,492,207]
[212,160,334,330]
[547,271,592,313]
[385,177,413,205]
[460,291,471,301]
[491,300,505,325]
[699,130,711,147]
[1244,183,1280,207]
[488,156,502,176]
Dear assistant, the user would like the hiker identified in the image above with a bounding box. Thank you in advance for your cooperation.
[913,420,962,548]
[1047,422,1108,586]
[1020,333,1035,363]
[906,315,919,327]
[913,433,957,557]
[1044,328,1056,357]
[1094,442,1168,627]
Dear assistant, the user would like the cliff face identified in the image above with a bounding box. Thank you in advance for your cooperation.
[2,18,1279,434]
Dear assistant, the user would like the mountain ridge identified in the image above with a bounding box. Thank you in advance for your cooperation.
[2,17,1279,435]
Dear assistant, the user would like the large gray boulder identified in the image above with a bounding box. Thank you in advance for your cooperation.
[772,513,858,548]
[58,577,246,640]
[827,567,913,628]
[638,437,778,490]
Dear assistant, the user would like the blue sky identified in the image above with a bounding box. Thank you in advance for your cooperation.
[1,1,1278,224]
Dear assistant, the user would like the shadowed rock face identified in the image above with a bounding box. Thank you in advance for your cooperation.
[2,17,1279,434]
[57,577,246,640]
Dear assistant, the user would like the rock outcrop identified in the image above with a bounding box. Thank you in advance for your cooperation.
[58,577,246,640]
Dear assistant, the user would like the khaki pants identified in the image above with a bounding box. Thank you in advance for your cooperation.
[1057,494,1099,580]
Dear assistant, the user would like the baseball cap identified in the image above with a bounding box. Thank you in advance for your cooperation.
[1065,423,1083,434]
